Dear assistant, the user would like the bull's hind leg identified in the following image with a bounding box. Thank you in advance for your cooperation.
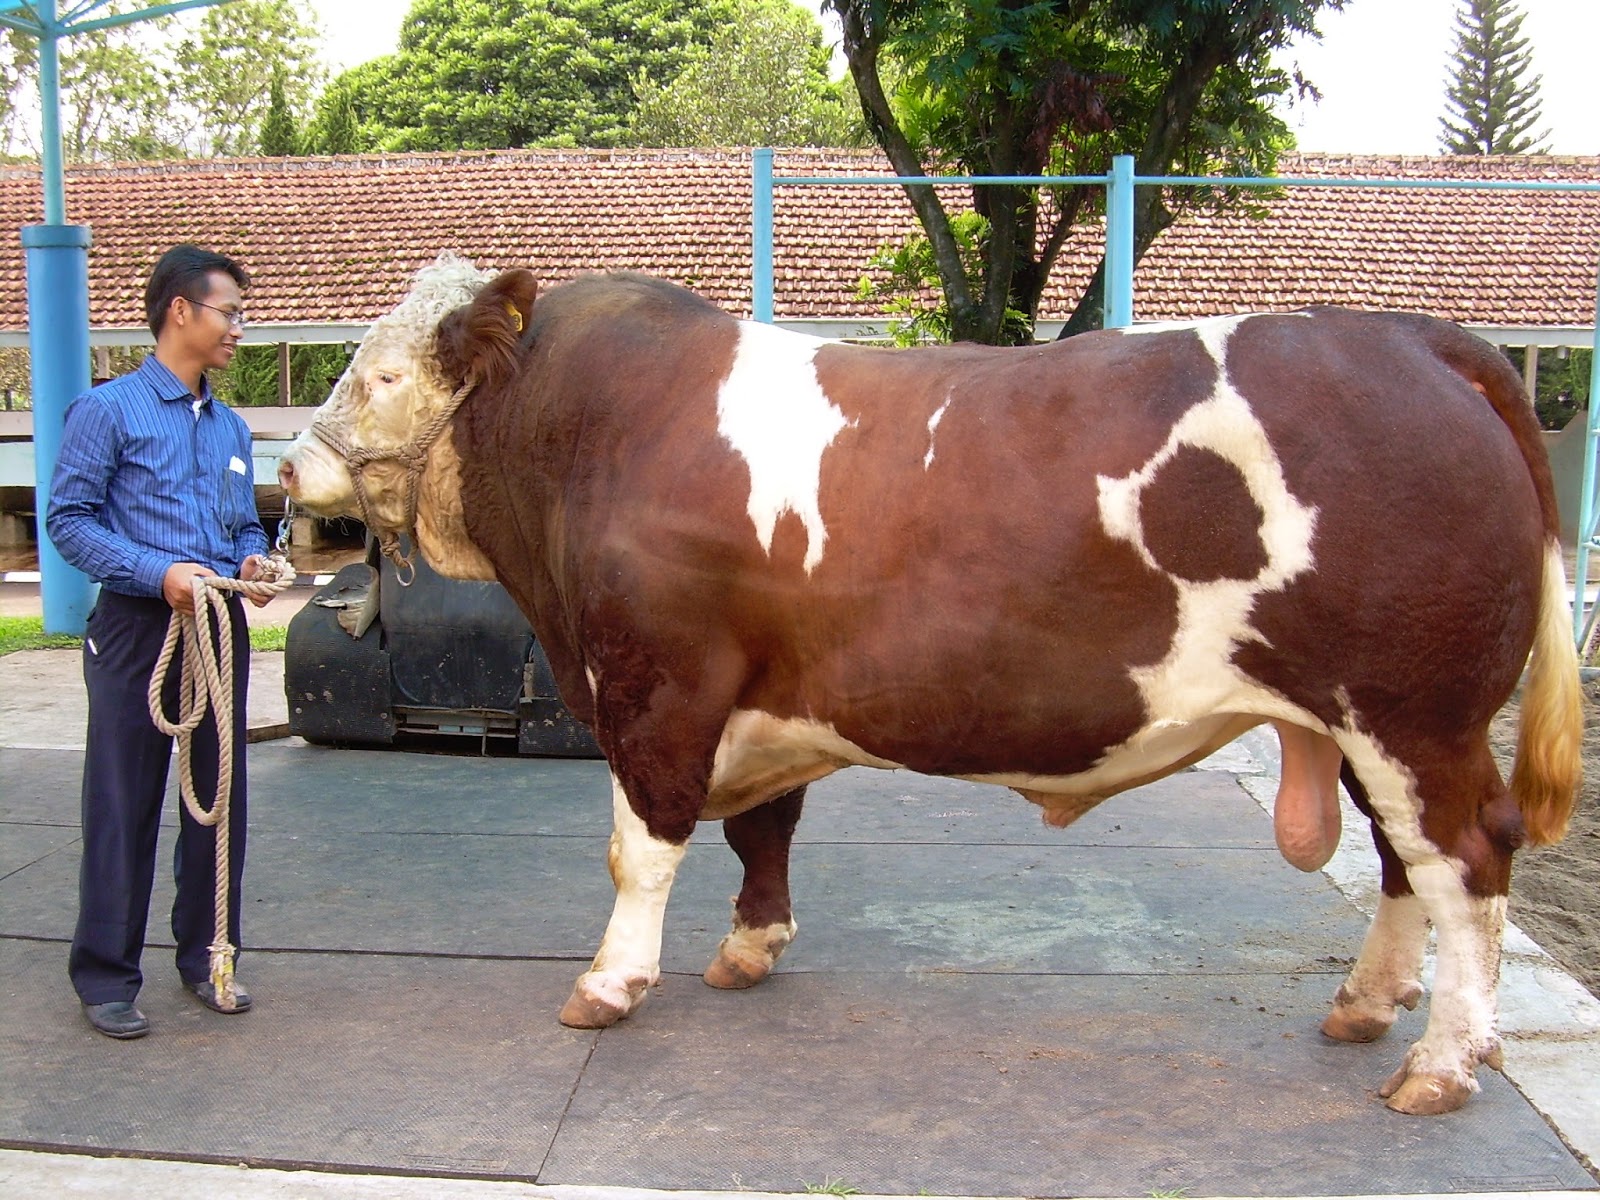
[706,786,806,990]
[559,773,690,1029]
[1322,762,1427,1043]
[1334,733,1519,1115]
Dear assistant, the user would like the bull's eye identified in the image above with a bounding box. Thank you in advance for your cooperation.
[376,371,399,385]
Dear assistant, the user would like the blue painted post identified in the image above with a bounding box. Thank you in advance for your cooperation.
[1103,155,1135,329]
[25,223,96,635]
[36,0,65,226]
[752,148,774,323]
[1575,258,1600,648]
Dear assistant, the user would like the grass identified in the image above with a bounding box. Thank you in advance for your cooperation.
[803,1182,862,1197]
[0,614,288,657]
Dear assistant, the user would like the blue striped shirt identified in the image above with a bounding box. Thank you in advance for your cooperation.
[45,355,269,598]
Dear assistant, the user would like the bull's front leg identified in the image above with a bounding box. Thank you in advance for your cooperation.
[559,774,689,1029]
[706,786,806,990]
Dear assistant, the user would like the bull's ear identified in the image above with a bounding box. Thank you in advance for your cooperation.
[434,269,540,390]
[486,269,538,335]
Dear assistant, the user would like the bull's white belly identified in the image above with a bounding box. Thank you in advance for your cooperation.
[702,684,1326,822]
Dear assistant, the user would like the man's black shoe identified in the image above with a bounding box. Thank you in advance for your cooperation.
[83,1001,150,1039]
[184,978,252,1014]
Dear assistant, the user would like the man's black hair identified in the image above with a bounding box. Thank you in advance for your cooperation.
[144,244,250,338]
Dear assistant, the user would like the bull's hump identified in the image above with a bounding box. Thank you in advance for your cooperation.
[716,321,850,574]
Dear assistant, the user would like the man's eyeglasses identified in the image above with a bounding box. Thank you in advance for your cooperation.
[188,298,247,330]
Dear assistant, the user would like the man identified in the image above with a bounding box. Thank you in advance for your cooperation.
[46,244,272,1039]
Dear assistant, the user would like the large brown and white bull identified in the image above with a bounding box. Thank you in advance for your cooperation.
[279,256,1582,1115]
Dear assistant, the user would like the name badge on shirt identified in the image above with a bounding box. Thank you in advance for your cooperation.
[228,455,248,476]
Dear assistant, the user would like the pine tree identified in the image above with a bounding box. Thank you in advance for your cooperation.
[1439,0,1549,154]
[258,65,300,155]
[309,80,360,154]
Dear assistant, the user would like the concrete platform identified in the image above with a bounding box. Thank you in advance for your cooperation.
[1,647,1598,1199]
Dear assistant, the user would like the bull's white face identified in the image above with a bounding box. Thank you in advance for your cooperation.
[279,319,445,529]
[277,255,500,580]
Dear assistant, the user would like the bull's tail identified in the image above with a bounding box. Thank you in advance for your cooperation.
[1410,314,1583,845]
[1511,543,1583,845]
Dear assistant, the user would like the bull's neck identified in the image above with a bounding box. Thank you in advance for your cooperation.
[413,431,499,582]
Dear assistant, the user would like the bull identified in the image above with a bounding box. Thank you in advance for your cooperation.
[278,256,1582,1115]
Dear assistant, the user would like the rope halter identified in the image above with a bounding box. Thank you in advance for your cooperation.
[307,376,477,585]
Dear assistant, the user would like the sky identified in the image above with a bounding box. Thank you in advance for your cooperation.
[307,0,1597,156]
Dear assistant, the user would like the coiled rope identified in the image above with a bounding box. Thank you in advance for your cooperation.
[146,553,297,1010]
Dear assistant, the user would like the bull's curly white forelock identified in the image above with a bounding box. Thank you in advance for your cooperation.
[386,252,496,333]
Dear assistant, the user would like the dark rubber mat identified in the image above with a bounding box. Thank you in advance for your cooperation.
[0,939,592,1179]
[2,935,1589,1196]
[3,741,1595,1195]
[546,970,1595,1197]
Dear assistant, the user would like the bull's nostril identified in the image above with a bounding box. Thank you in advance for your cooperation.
[277,461,296,490]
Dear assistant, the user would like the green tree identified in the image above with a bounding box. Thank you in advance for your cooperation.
[169,0,321,157]
[258,65,301,155]
[0,0,320,161]
[1506,347,1593,432]
[828,0,1345,344]
[210,344,353,408]
[341,0,742,151]
[0,26,39,157]
[307,78,362,154]
[1439,0,1549,155]
[629,0,859,147]
[56,11,178,161]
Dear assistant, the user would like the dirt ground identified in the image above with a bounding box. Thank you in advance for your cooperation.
[1491,679,1600,998]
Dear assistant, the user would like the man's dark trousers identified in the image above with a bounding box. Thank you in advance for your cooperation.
[69,588,249,1005]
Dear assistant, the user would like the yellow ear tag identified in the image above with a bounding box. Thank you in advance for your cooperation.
[506,302,523,332]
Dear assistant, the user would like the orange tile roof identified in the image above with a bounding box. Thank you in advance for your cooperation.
[0,148,1595,332]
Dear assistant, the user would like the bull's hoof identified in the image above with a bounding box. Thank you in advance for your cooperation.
[703,921,796,991]
[1321,981,1423,1043]
[558,970,650,1029]
[704,945,772,990]
[1322,1006,1393,1044]
[1380,1063,1478,1115]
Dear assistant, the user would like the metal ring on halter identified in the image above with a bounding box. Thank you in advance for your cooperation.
[275,496,296,556]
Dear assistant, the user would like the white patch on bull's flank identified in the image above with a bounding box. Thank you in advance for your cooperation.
[924,394,953,469]
[717,322,851,573]
[584,775,687,987]
[1095,314,1318,731]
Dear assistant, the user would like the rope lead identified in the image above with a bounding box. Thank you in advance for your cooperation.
[147,553,297,1011]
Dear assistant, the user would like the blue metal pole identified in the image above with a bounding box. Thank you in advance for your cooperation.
[1576,257,1600,648]
[25,223,96,635]
[37,0,63,225]
[752,148,774,323]
[1104,155,1135,329]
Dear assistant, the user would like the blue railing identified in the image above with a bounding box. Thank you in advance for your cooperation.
[750,149,1600,649]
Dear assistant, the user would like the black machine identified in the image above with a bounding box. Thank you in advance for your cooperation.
[284,540,600,757]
